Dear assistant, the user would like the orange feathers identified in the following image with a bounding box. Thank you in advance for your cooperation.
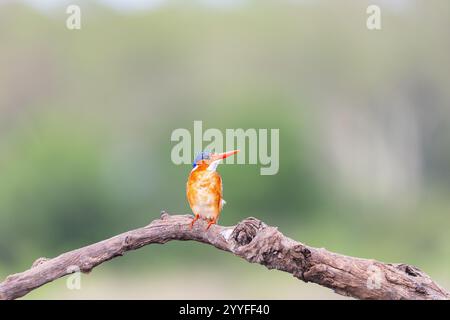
[187,162,223,227]
[187,150,238,230]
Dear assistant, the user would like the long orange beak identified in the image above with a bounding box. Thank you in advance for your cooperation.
[214,150,239,160]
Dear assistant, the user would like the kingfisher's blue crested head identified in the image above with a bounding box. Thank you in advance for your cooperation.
[192,151,211,168]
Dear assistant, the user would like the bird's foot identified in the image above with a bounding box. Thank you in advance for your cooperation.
[205,219,216,231]
[189,214,199,229]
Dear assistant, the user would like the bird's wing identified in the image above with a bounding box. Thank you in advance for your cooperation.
[218,174,225,211]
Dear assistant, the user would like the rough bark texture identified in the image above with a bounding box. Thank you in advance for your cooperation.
[0,212,449,300]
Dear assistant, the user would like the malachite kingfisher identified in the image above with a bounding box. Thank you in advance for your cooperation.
[187,150,239,230]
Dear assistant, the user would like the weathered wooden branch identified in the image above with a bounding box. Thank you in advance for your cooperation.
[0,212,449,300]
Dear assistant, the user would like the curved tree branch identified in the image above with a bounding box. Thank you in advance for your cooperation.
[0,212,449,300]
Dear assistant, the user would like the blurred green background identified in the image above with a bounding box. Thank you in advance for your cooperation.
[1,0,449,299]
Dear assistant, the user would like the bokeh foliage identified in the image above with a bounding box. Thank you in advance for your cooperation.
[0,0,449,298]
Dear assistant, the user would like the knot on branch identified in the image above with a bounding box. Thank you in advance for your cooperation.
[394,264,423,277]
[290,244,312,279]
[160,210,170,220]
[231,217,264,246]
[31,257,49,268]
[231,219,288,270]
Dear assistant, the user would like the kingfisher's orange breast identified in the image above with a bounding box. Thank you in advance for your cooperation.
[186,164,223,221]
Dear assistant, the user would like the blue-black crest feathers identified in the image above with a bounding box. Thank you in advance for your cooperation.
[192,151,211,168]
